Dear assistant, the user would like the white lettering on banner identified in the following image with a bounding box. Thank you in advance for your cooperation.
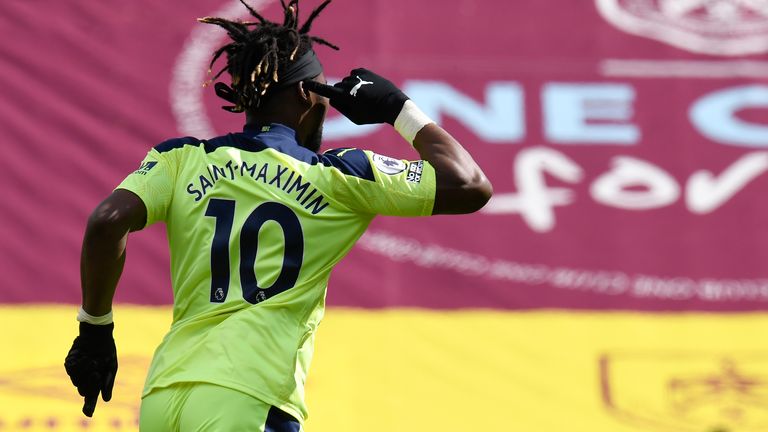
[690,85,768,147]
[686,152,768,214]
[542,83,640,145]
[483,148,768,232]
[481,147,583,232]
[591,157,680,210]
[404,81,525,143]
[358,230,768,303]
[550,269,628,295]
[632,276,697,300]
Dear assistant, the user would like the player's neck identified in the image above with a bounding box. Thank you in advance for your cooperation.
[245,111,300,132]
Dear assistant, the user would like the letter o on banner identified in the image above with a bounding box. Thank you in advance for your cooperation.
[591,157,680,210]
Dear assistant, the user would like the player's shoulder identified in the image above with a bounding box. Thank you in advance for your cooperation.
[320,148,375,181]
[153,136,202,154]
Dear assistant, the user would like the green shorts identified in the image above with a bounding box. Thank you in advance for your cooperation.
[139,382,301,431]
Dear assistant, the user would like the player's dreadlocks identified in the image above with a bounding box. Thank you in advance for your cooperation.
[199,0,338,113]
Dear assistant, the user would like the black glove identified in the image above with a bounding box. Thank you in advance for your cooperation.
[304,68,409,125]
[64,322,118,417]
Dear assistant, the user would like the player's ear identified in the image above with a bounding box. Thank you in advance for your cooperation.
[297,81,312,105]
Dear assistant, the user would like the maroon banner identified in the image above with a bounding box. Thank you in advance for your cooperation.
[1,0,767,310]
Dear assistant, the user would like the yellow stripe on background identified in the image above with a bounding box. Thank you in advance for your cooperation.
[2,305,767,431]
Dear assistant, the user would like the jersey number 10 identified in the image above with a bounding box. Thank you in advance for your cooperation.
[204,198,304,304]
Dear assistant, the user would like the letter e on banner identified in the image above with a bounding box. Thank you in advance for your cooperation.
[543,83,640,145]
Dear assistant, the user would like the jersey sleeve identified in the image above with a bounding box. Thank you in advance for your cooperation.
[322,148,436,216]
[115,148,177,227]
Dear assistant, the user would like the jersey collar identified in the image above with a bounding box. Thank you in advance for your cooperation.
[243,123,298,141]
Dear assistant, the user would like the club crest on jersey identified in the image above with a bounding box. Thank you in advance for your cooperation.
[372,154,407,175]
[595,0,768,56]
[134,161,158,176]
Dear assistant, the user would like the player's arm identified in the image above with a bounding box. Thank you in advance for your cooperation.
[304,68,492,215]
[64,189,146,418]
[412,123,491,214]
[81,189,147,316]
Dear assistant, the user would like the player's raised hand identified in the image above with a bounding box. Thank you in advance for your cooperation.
[304,68,409,125]
[64,322,118,417]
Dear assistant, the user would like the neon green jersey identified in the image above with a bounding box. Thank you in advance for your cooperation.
[116,123,436,422]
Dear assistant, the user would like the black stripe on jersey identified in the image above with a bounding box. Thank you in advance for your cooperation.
[320,148,375,182]
[154,135,269,155]
[154,136,202,153]
[153,126,375,182]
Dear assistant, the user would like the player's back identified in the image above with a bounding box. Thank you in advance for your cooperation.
[117,122,436,420]
[161,123,374,323]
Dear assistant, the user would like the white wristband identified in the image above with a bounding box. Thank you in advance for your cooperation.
[394,100,434,145]
[77,306,113,325]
